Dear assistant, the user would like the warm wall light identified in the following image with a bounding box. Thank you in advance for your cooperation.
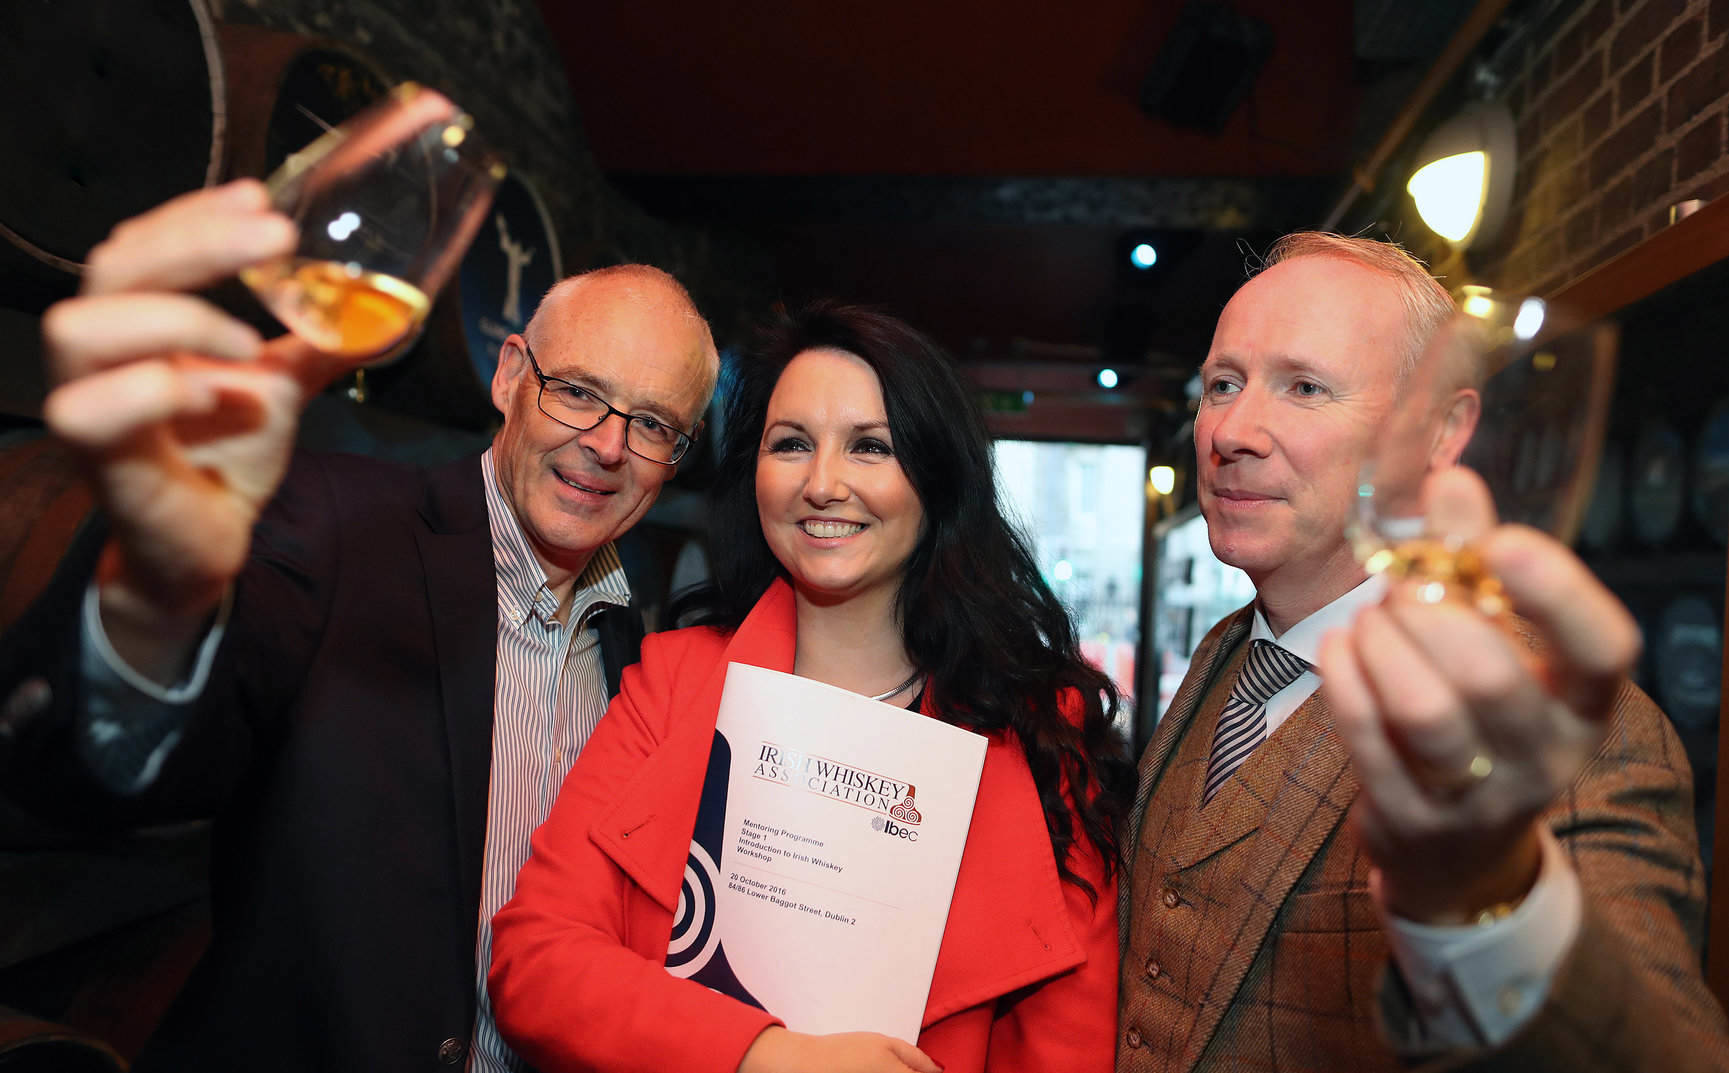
[1455,283,1547,341]
[1458,285,1497,319]
[1406,101,1516,248]
[1149,465,1176,496]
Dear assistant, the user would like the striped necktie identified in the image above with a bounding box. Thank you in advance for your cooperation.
[1202,639,1310,804]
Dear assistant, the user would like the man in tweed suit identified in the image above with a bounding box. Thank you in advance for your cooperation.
[1118,233,1728,1072]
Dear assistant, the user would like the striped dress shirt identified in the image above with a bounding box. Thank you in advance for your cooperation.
[76,451,631,1069]
[470,449,631,1073]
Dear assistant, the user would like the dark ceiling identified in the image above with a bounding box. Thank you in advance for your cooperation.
[537,0,1477,441]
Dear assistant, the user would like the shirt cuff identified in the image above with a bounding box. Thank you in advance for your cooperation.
[76,580,230,793]
[1380,826,1583,1048]
[82,580,229,702]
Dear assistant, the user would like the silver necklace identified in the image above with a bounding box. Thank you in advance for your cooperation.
[868,670,924,703]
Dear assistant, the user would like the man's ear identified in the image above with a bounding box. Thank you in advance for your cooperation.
[492,336,527,417]
[1428,387,1481,470]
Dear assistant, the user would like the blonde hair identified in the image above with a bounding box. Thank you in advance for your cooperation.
[1257,232,1455,379]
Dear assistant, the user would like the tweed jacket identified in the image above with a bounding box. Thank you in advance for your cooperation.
[1117,602,1729,1073]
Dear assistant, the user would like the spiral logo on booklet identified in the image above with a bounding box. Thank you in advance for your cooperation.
[752,742,925,830]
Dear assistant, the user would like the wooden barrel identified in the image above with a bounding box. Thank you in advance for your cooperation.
[0,430,92,634]
[1629,419,1687,547]
[0,0,225,274]
[214,25,392,183]
[1653,594,1723,731]
[0,430,91,856]
[1693,399,1729,545]
[366,168,567,432]
[0,1008,123,1073]
[0,9,407,276]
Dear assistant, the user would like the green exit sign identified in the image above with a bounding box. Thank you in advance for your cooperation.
[980,390,1030,413]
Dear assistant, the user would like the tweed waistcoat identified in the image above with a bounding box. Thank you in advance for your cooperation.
[1118,611,1388,1073]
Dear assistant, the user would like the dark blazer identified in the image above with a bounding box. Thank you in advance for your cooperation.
[0,451,644,1073]
[1117,603,1729,1073]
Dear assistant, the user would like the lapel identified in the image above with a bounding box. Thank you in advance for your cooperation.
[410,454,497,948]
[1120,600,1361,1070]
[1163,633,1269,870]
[589,580,1088,1026]
[590,582,799,915]
[1120,605,1252,937]
[921,724,1086,1026]
[1163,688,1357,871]
[1177,690,1358,1072]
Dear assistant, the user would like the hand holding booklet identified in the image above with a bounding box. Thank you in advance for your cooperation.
[665,663,988,1041]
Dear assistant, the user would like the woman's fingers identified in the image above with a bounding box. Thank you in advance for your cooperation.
[886,1037,942,1073]
[737,1028,942,1073]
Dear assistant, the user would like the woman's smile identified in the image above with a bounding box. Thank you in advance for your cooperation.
[756,347,924,606]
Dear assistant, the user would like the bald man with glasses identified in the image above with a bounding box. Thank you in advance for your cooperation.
[0,181,718,1073]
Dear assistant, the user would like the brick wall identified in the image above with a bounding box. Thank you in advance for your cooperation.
[1449,0,1729,295]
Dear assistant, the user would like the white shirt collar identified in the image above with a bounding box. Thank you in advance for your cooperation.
[1248,573,1388,665]
[481,448,631,631]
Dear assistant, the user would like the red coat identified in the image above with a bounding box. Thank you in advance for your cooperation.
[490,579,1119,1073]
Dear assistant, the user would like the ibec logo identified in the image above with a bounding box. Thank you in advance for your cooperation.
[870,815,920,842]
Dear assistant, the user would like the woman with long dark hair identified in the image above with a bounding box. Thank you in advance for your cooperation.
[490,302,1134,1073]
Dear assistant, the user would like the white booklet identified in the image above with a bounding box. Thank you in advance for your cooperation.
[665,662,989,1041]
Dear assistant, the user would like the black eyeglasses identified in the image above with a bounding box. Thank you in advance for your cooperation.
[521,342,695,465]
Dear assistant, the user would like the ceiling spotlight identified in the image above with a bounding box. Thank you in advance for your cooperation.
[1129,242,1158,270]
[1407,100,1516,248]
[1097,367,1120,389]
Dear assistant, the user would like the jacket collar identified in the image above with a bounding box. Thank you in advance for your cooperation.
[590,579,1088,1028]
[1121,604,1254,909]
[1149,601,1359,869]
[589,580,798,916]
[411,453,497,987]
